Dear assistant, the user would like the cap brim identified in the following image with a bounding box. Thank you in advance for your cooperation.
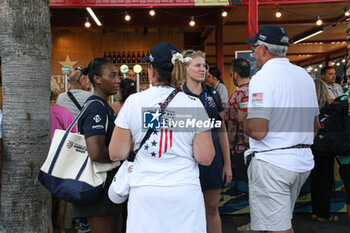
[140,56,150,63]
[246,36,257,44]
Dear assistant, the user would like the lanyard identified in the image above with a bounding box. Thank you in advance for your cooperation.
[204,91,208,110]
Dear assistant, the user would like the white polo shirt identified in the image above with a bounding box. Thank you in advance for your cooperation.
[244,58,319,173]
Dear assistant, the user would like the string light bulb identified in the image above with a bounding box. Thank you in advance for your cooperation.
[189,16,195,27]
[84,17,91,28]
[345,8,350,17]
[342,58,346,63]
[276,8,282,18]
[149,9,156,16]
[316,16,323,26]
[221,9,228,17]
[124,11,131,22]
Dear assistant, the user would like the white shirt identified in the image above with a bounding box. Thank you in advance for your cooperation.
[115,86,210,187]
[244,58,319,173]
[56,89,92,117]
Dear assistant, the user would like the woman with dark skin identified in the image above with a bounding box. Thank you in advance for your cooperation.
[73,58,123,233]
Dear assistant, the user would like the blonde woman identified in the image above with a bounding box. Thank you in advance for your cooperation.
[109,43,215,233]
[178,50,232,233]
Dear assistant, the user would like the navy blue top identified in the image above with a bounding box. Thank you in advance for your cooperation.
[182,83,224,190]
[78,95,116,146]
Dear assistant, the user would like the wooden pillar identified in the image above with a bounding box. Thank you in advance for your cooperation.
[247,0,258,49]
[216,18,224,78]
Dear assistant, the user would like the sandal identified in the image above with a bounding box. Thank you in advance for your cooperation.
[317,215,339,223]
[237,223,252,232]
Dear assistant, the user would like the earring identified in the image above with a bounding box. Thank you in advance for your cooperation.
[149,79,153,88]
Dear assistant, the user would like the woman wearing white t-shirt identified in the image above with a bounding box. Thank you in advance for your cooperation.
[108,42,215,233]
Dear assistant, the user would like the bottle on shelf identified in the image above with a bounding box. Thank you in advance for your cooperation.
[107,51,112,61]
[137,51,141,63]
[146,71,149,83]
[117,51,121,64]
[103,51,107,59]
[112,51,117,64]
[141,71,146,83]
[122,51,126,63]
[127,51,132,63]
[132,51,136,63]
[141,51,146,60]
[146,51,150,57]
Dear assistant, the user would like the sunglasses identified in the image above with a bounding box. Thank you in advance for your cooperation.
[74,66,84,81]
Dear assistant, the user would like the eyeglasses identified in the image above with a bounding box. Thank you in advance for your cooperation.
[184,50,195,57]
[250,43,261,52]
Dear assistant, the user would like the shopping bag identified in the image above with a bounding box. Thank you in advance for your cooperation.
[38,100,120,205]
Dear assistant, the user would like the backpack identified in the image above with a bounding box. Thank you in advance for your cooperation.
[312,94,350,156]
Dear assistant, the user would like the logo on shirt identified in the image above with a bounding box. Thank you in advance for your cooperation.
[93,115,101,123]
[143,110,161,129]
[92,125,104,130]
[252,92,263,107]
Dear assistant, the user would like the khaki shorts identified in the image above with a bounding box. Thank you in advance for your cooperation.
[248,158,310,232]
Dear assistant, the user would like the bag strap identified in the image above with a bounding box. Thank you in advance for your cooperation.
[67,91,82,111]
[48,99,106,174]
[127,89,179,162]
[52,112,65,130]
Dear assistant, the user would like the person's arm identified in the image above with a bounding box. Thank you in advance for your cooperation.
[112,101,122,115]
[314,116,320,139]
[109,126,133,161]
[86,135,112,163]
[218,111,232,187]
[239,115,269,140]
[193,130,215,165]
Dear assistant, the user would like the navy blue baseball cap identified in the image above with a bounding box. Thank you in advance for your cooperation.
[246,25,289,46]
[141,42,180,71]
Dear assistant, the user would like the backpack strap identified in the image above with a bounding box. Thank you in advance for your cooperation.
[67,91,82,111]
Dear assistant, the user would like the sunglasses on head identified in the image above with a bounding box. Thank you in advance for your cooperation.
[74,66,84,81]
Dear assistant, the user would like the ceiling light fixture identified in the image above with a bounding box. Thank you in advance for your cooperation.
[84,17,91,28]
[276,8,282,18]
[316,16,323,26]
[86,7,102,26]
[221,9,228,17]
[345,8,350,17]
[189,16,195,27]
[149,9,156,16]
[293,28,324,44]
[125,11,131,21]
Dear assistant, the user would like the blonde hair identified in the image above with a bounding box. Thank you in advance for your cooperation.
[50,80,61,101]
[314,78,329,108]
[172,50,206,86]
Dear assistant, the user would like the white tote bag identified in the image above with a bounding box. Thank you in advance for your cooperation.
[38,100,120,204]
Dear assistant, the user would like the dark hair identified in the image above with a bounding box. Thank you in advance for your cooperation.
[321,66,335,75]
[120,78,137,104]
[231,58,250,78]
[153,65,172,87]
[85,58,112,86]
[209,67,221,80]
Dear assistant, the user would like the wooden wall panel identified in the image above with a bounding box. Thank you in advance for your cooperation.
[51,29,184,75]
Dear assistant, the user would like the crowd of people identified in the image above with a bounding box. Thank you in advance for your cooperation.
[48,24,350,233]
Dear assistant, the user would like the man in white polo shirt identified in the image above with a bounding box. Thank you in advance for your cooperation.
[239,25,320,233]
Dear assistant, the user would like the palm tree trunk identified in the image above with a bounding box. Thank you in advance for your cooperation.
[0,0,52,232]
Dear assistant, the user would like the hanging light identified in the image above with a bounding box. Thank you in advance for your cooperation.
[316,16,323,26]
[149,9,156,16]
[84,17,91,28]
[124,11,131,21]
[342,58,346,63]
[221,9,228,17]
[276,8,282,18]
[345,8,350,17]
[319,64,323,68]
[189,16,195,27]
[336,62,341,66]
